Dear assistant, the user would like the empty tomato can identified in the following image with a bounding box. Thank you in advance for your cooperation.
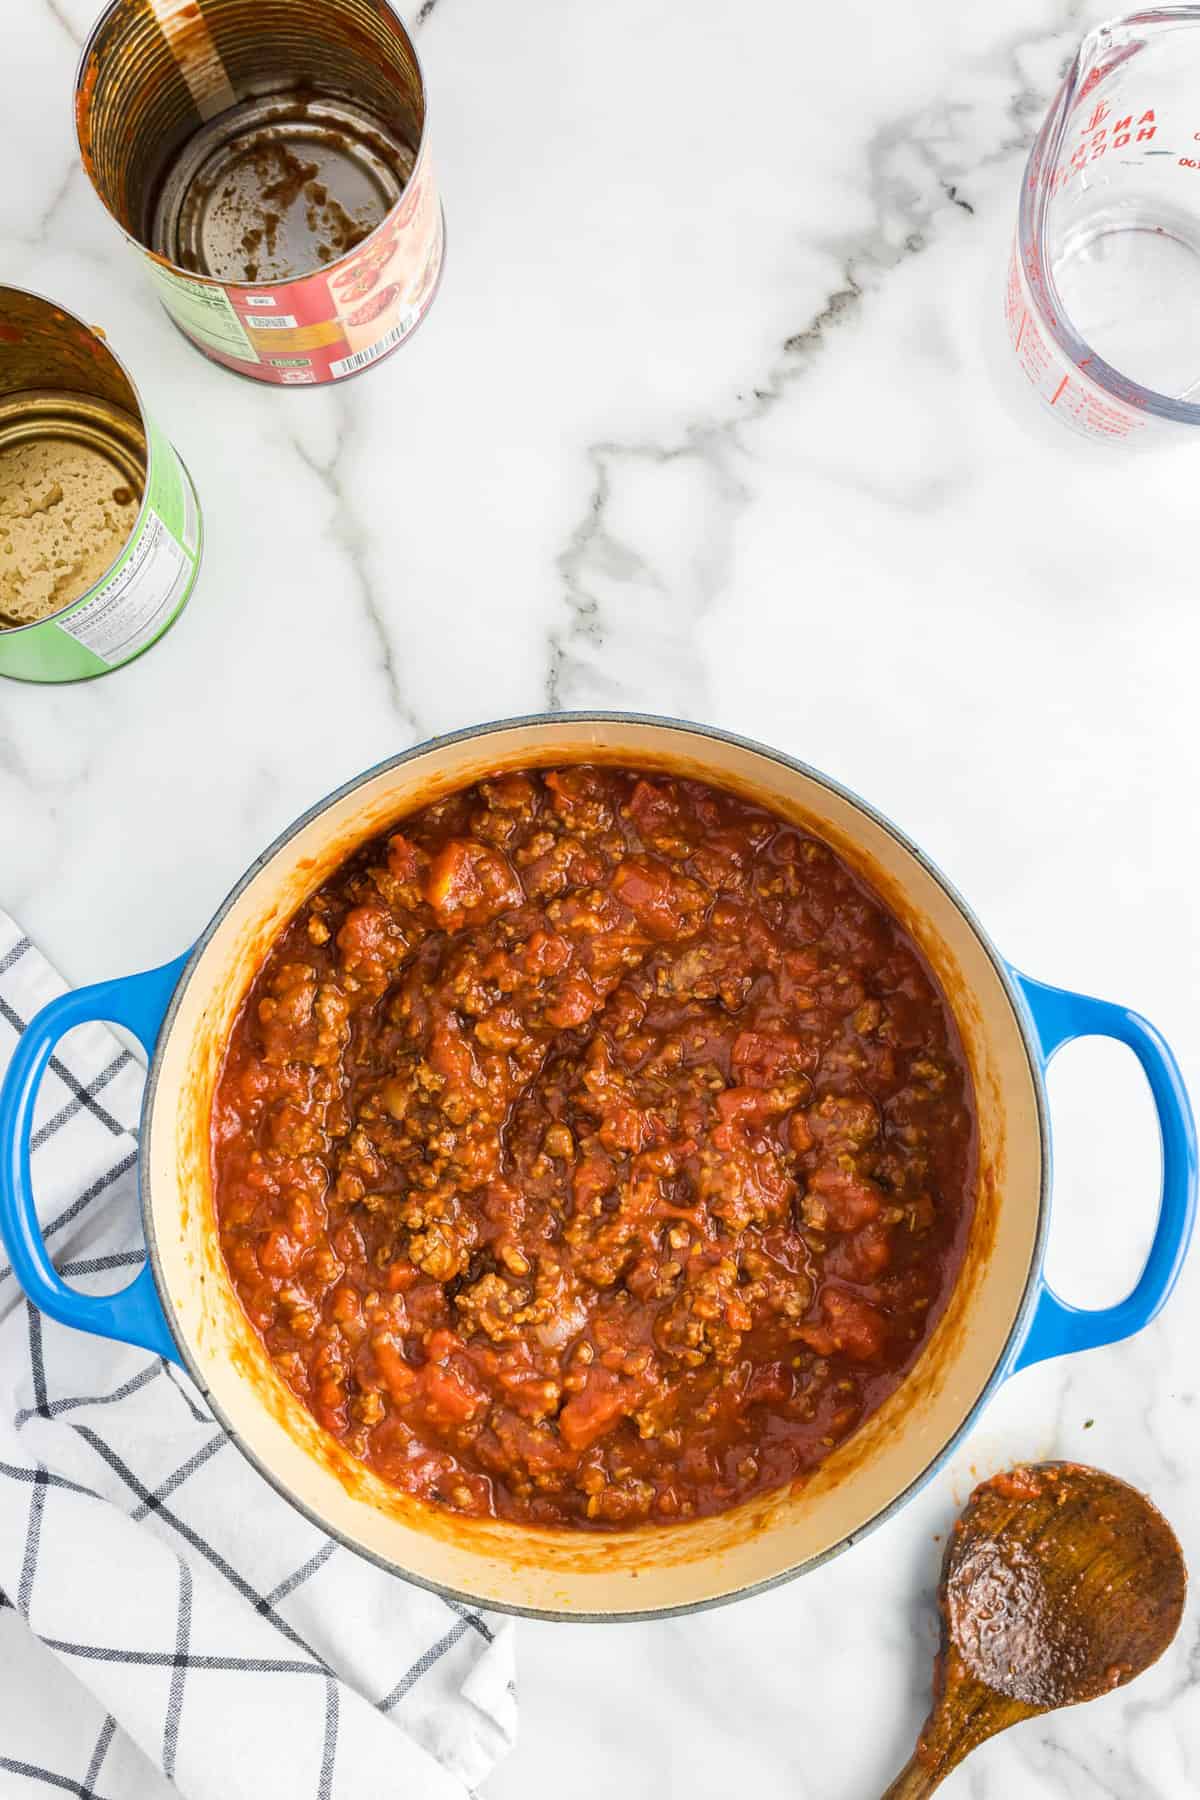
[76,0,445,387]
[0,287,202,684]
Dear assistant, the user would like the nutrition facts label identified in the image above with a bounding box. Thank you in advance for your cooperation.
[146,265,259,364]
[58,508,195,665]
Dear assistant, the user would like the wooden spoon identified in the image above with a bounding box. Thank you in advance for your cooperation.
[883,1461,1186,1798]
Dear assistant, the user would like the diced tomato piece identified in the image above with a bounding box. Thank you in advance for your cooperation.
[522,930,572,978]
[371,1333,418,1403]
[545,974,601,1028]
[803,1165,883,1231]
[332,1219,365,1265]
[542,768,613,829]
[329,1285,363,1331]
[558,1367,632,1451]
[628,778,679,836]
[428,1012,477,1090]
[612,858,703,940]
[337,905,405,985]
[235,1062,276,1108]
[731,1030,811,1086]
[634,1138,695,1178]
[744,1361,793,1406]
[422,1361,488,1426]
[799,1288,887,1362]
[488,1407,573,1478]
[425,1328,465,1364]
[598,1104,648,1153]
[828,1220,892,1283]
[482,773,537,812]
[258,1228,302,1277]
[573,1153,616,1209]
[425,839,524,930]
[788,1110,814,1155]
[426,841,481,922]
[494,1356,560,1421]
[386,833,420,881]
[715,1085,782,1129]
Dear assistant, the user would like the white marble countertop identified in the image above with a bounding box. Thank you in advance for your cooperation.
[3,0,1200,1795]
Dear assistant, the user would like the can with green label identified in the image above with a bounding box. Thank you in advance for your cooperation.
[0,287,202,682]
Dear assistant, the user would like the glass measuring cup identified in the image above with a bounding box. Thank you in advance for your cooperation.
[1008,8,1200,440]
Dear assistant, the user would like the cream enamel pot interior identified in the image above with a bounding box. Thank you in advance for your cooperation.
[1,714,1194,1620]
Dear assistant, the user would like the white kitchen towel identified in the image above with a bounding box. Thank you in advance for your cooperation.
[0,911,517,1800]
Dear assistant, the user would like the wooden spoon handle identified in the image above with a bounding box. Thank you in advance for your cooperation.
[879,1753,944,1798]
[881,1674,1041,1797]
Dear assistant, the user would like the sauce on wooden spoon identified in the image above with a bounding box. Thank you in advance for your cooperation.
[883,1461,1186,1797]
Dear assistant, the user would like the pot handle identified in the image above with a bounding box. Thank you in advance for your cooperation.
[1010,971,1197,1373]
[0,955,189,1364]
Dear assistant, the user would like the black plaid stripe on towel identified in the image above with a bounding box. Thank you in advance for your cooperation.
[0,911,516,1800]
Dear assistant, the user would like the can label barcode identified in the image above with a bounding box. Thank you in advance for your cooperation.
[58,509,194,665]
[330,312,417,379]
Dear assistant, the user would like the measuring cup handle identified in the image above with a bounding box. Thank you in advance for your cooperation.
[1010,971,1197,1373]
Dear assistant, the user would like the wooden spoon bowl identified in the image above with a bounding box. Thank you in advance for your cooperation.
[884,1461,1186,1797]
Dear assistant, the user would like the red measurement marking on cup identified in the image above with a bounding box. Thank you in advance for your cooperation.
[1004,242,1145,440]
[1056,108,1159,187]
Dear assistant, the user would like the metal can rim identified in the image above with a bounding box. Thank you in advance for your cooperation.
[73,0,435,296]
[0,282,175,639]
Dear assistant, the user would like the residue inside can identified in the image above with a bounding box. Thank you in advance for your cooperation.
[79,0,433,291]
[156,94,416,285]
[0,286,201,683]
[0,396,145,629]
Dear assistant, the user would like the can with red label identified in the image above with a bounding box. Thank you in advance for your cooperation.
[76,0,444,387]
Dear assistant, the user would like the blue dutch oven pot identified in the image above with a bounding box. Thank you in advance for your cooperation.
[0,716,1194,1618]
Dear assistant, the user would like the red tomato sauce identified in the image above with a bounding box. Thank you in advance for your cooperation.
[212,769,976,1528]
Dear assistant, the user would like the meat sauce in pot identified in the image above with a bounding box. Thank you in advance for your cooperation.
[212,768,976,1528]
